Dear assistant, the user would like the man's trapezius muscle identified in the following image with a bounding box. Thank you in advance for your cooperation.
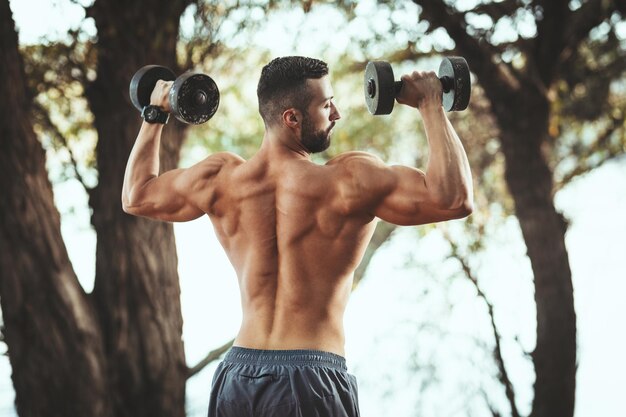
[121,57,473,360]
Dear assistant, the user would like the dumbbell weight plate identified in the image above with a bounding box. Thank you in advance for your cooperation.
[364,61,396,115]
[129,65,176,112]
[438,57,471,112]
[169,72,220,125]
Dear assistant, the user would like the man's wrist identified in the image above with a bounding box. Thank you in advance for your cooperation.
[141,105,169,124]
[418,101,444,116]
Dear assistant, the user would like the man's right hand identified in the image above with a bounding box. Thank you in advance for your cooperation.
[396,71,443,111]
[150,79,174,112]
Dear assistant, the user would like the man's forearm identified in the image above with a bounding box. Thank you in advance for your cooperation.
[420,104,473,209]
[122,122,164,208]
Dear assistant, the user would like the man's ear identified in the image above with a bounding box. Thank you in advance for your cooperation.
[282,109,301,128]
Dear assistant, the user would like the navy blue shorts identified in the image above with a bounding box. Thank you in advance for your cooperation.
[207,347,360,417]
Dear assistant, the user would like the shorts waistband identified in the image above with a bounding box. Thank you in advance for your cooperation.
[224,346,347,371]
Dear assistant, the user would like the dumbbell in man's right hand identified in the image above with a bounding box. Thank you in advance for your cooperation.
[150,80,174,113]
[130,65,220,124]
[396,71,444,111]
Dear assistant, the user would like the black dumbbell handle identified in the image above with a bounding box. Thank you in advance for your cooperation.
[393,76,454,95]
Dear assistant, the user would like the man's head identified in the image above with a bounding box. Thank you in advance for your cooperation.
[257,56,340,153]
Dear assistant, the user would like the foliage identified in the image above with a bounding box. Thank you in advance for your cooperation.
[21,32,97,187]
[11,0,626,415]
[552,19,626,188]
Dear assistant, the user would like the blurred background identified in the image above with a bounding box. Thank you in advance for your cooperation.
[1,0,625,416]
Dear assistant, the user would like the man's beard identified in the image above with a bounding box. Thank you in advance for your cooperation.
[301,116,333,154]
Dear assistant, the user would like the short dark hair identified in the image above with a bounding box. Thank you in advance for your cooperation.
[257,56,329,127]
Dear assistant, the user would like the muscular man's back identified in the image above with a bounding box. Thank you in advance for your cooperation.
[207,152,377,356]
[122,57,473,417]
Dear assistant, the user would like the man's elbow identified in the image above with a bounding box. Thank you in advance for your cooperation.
[457,198,474,217]
[121,178,155,215]
[122,199,139,216]
[121,191,145,216]
[443,194,473,218]
[449,182,474,217]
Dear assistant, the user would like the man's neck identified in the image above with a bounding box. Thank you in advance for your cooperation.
[259,129,311,161]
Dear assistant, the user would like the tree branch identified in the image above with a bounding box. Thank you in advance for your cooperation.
[555,115,625,190]
[187,338,234,379]
[353,221,397,289]
[531,0,572,84]
[479,386,504,417]
[561,0,615,65]
[31,101,92,193]
[444,233,521,417]
[410,0,522,99]
[469,0,524,21]
[349,47,453,73]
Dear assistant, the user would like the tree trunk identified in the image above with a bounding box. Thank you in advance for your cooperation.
[1,0,195,415]
[0,1,110,416]
[493,90,577,417]
[85,1,192,416]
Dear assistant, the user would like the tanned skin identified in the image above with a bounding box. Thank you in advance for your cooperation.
[122,70,473,356]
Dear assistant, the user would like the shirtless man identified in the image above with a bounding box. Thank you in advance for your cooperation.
[122,56,473,417]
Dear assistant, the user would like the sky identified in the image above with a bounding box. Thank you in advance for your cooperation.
[4,1,626,416]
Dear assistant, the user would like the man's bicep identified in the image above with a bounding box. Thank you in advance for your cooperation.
[373,165,469,226]
[123,168,204,222]
[124,155,226,222]
[371,165,428,224]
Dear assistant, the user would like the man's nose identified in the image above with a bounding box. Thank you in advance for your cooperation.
[331,103,341,121]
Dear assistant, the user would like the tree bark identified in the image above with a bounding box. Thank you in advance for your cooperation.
[0,1,110,416]
[84,1,192,416]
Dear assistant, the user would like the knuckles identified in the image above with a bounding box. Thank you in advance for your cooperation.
[397,70,442,107]
[150,79,173,108]
[405,70,436,80]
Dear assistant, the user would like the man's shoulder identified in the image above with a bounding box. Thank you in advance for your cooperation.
[203,151,245,168]
[207,151,246,164]
[324,151,391,193]
[188,152,244,180]
[325,151,384,168]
